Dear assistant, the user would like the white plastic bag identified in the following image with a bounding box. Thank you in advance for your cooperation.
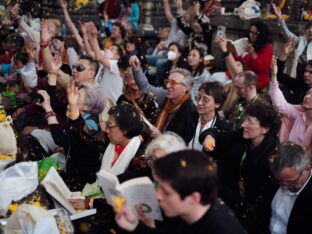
[0,162,38,215]
[238,0,261,20]
[4,204,59,234]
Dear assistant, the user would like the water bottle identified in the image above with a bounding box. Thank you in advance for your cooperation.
[61,24,68,37]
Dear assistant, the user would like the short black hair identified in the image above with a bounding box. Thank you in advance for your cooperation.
[153,150,218,205]
[14,50,29,65]
[199,81,226,108]
[246,100,281,135]
[108,102,144,138]
[79,55,99,75]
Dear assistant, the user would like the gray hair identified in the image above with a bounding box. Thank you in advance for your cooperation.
[145,131,187,159]
[269,141,310,175]
[169,67,194,88]
[78,82,106,115]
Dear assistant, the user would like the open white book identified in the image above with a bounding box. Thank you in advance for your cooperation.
[227,37,249,56]
[97,169,163,221]
[41,167,96,220]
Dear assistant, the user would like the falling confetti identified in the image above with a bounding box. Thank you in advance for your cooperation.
[180,159,187,168]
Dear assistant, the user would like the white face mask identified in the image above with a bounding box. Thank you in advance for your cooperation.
[167,51,177,61]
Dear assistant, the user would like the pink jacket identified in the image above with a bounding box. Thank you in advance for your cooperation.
[269,82,312,148]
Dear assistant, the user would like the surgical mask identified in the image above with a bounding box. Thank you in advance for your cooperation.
[167,51,177,61]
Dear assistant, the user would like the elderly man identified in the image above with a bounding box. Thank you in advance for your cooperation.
[129,55,197,143]
[269,142,312,234]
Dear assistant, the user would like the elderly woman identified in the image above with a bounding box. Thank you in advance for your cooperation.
[101,103,144,176]
[37,80,105,189]
[199,100,281,233]
[189,81,230,150]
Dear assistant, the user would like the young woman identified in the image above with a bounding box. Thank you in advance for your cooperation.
[186,47,212,103]
[235,21,273,91]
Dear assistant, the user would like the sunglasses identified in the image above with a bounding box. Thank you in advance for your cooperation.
[72,63,89,72]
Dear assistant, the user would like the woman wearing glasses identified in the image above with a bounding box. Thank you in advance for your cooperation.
[222,21,272,91]
[189,81,230,150]
[199,100,281,233]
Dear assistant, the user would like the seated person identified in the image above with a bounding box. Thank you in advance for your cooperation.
[270,57,312,153]
[269,142,312,234]
[200,101,281,233]
[114,150,246,234]
[275,41,312,104]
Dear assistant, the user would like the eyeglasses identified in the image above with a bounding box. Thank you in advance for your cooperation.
[72,63,90,72]
[276,170,304,187]
[106,124,119,129]
[305,69,312,75]
[196,95,210,104]
[164,79,185,87]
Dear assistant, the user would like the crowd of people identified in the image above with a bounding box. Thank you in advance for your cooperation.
[0,0,312,233]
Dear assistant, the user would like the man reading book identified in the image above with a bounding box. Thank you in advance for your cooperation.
[114,150,245,234]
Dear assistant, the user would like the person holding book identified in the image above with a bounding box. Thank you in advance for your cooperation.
[114,150,246,233]
[221,21,273,91]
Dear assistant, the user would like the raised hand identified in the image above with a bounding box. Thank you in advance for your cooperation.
[58,0,68,9]
[40,20,53,43]
[270,56,278,83]
[89,22,98,38]
[194,2,201,17]
[280,38,295,60]
[129,55,141,71]
[51,54,63,73]
[66,80,79,107]
[216,36,227,53]
[271,3,282,19]
[25,42,37,61]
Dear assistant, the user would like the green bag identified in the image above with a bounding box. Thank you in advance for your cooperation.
[37,157,59,182]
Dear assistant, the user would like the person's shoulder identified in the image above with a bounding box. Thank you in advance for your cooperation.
[204,198,246,234]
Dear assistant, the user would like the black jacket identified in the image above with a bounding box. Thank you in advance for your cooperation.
[277,59,309,104]
[199,129,279,233]
[132,198,246,234]
[287,175,312,234]
[164,98,198,144]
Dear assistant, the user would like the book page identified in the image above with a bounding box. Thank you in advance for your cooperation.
[232,38,249,56]
[41,167,72,199]
[118,177,163,221]
[96,169,120,206]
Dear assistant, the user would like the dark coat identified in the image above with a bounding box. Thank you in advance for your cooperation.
[199,129,279,233]
[164,98,198,144]
[287,175,312,234]
[132,198,246,234]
